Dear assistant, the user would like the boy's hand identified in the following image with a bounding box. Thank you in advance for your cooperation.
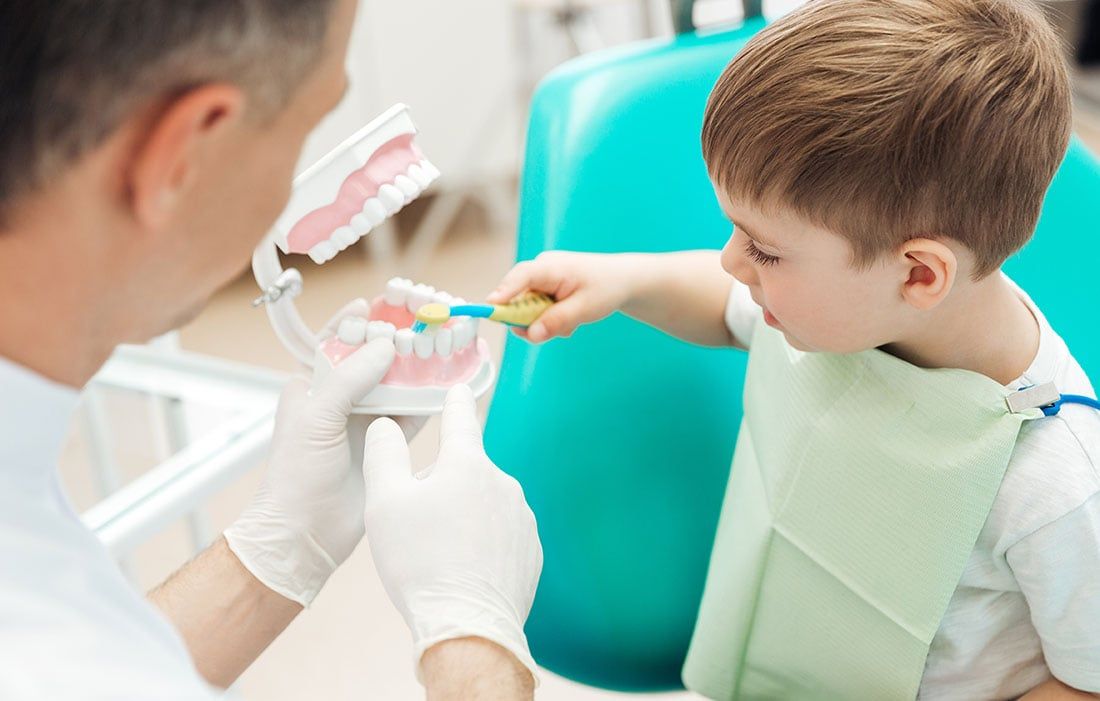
[487,251,633,343]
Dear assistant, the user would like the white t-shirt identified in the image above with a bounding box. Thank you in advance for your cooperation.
[724,277,1100,700]
[0,356,220,699]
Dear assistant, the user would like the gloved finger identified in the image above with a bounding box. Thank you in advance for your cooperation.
[525,295,587,343]
[312,338,395,415]
[317,298,371,340]
[392,414,429,442]
[349,413,427,467]
[275,377,311,424]
[363,417,414,495]
[438,383,485,460]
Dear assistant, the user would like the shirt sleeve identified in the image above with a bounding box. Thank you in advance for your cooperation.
[1007,491,1100,692]
[724,281,762,350]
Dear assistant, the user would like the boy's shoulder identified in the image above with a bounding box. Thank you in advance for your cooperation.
[991,307,1100,548]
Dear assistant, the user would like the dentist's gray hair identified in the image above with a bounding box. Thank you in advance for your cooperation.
[0,0,338,209]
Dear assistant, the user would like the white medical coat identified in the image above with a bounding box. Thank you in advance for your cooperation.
[0,355,219,700]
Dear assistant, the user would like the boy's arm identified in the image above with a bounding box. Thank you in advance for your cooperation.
[490,250,746,348]
[619,251,740,348]
[1008,490,1100,696]
[1020,679,1100,699]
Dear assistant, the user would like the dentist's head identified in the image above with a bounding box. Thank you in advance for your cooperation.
[0,0,357,385]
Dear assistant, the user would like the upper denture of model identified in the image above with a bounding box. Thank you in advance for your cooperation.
[286,135,440,264]
[320,278,484,387]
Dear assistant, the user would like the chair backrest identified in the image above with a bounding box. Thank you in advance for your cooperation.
[485,19,1100,691]
[1004,140,1100,377]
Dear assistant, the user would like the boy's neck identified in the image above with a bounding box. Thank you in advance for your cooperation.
[881,273,1040,386]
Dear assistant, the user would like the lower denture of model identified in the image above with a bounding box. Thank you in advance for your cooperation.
[319,278,487,387]
[286,135,440,264]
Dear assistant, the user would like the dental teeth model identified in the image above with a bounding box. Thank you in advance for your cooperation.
[312,278,494,414]
[269,109,442,265]
[251,105,495,414]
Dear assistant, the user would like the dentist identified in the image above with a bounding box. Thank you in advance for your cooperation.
[0,1,541,699]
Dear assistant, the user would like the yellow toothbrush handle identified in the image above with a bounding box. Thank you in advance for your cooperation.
[488,292,555,327]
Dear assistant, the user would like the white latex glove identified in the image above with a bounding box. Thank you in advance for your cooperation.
[363,384,543,684]
[225,300,424,606]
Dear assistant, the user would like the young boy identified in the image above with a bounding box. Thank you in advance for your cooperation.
[488,0,1100,698]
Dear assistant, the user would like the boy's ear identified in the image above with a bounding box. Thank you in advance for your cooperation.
[126,84,245,232]
[899,238,957,311]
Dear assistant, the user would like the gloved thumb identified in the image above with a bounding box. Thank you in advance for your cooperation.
[438,384,485,459]
[312,338,396,415]
[274,377,312,424]
[363,417,414,496]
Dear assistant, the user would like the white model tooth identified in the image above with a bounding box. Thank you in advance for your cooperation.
[349,213,373,236]
[378,184,405,214]
[407,164,431,189]
[394,328,414,356]
[385,277,413,307]
[451,297,468,306]
[367,321,397,342]
[413,332,434,360]
[308,240,337,264]
[406,284,435,314]
[363,198,388,226]
[394,175,419,201]
[337,316,367,345]
[420,159,441,182]
[434,328,454,357]
[332,226,358,250]
[431,290,455,306]
[453,320,474,349]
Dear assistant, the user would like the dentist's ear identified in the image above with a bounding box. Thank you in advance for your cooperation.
[898,238,958,311]
[127,84,245,230]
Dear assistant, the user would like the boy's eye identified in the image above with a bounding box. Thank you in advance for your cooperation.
[744,237,780,267]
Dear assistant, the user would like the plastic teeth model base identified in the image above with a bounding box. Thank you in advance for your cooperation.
[315,278,494,416]
[252,104,495,416]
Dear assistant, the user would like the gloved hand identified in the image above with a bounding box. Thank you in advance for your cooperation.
[225,300,423,606]
[362,384,543,684]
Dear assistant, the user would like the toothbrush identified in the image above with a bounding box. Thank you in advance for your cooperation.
[412,291,555,334]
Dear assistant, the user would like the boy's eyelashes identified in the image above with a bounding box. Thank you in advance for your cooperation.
[744,237,780,266]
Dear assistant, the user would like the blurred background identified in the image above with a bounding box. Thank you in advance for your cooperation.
[61,1,1100,698]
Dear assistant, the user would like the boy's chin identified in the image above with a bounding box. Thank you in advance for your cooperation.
[781,330,813,352]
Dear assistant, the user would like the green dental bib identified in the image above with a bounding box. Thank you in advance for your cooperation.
[682,322,1045,700]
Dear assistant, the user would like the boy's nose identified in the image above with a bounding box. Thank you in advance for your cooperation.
[721,236,757,287]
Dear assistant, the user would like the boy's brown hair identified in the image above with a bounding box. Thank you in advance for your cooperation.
[701,0,1071,278]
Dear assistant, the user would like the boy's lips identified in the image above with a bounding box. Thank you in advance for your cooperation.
[763,308,781,328]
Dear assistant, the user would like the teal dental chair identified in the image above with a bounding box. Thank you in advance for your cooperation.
[483,0,1100,690]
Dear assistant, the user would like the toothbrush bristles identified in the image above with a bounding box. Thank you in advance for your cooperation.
[411,321,427,334]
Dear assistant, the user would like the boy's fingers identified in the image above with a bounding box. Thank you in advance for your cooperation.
[526,297,585,343]
[487,263,533,304]
[489,260,563,304]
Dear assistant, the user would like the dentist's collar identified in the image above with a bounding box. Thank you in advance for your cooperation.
[0,353,81,483]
